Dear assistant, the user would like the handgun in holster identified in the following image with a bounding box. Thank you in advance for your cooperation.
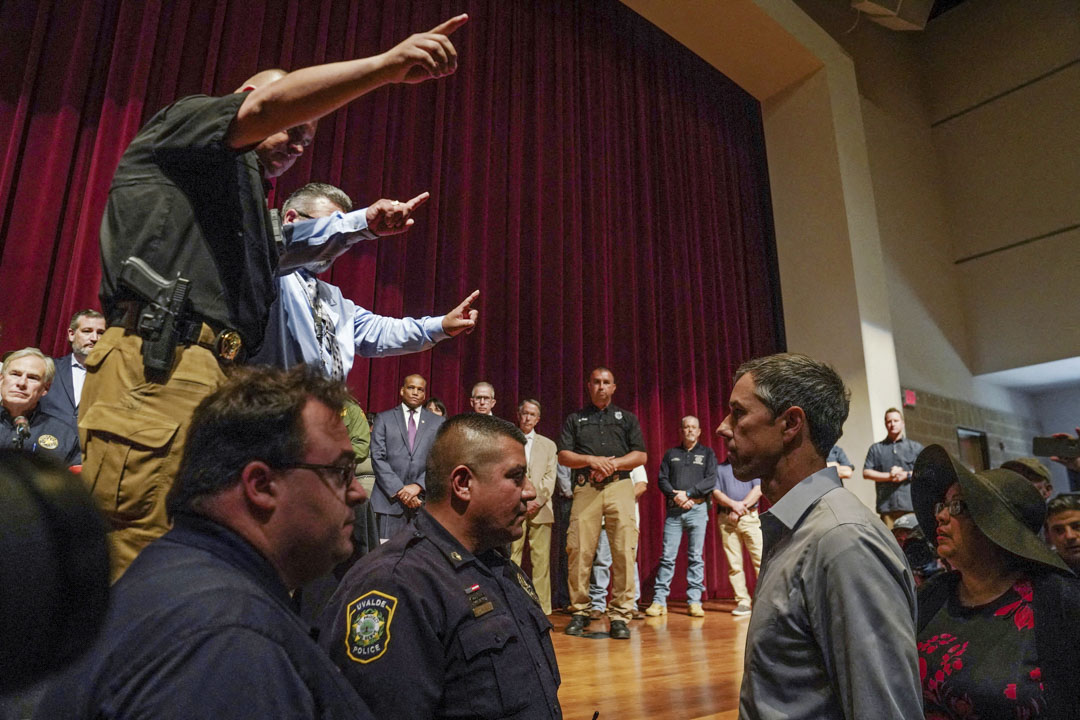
[117,257,191,379]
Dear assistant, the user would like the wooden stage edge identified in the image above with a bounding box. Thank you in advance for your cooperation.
[550,599,748,720]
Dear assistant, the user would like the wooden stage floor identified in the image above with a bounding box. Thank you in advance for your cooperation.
[550,599,748,720]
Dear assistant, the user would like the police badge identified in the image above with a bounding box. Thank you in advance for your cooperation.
[346,590,398,664]
[37,434,59,450]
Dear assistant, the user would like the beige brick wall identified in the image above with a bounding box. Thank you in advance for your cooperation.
[901,389,1042,468]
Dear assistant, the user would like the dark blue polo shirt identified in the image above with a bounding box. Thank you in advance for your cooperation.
[658,442,718,512]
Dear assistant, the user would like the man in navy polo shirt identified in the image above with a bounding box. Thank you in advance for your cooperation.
[646,416,717,618]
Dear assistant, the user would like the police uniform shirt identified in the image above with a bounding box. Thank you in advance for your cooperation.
[657,443,718,512]
[1,407,80,466]
[317,509,562,720]
[98,92,277,351]
[556,403,646,482]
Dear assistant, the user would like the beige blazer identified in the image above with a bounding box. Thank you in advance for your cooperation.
[527,432,559,524]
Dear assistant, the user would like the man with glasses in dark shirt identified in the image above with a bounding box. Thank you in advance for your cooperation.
[36,365,374,719]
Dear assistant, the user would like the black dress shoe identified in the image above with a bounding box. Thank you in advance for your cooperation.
[609,620,630,639]
[565,615,591,636]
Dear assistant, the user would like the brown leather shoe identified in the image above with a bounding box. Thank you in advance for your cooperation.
[588,608,605,620]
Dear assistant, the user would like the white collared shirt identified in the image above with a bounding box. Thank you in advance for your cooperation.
[71,354,88,407]
[523,429,535,465]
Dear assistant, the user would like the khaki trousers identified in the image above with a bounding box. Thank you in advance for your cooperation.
[566,477,637,621]
[510,519,553,614]
[720,509,764,605]
[79,327,226,582]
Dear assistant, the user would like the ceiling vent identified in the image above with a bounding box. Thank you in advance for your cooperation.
[851,0,934,30]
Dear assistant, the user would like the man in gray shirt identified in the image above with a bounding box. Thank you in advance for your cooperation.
[716,353,920,720]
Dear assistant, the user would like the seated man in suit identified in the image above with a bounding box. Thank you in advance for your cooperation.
[2,347,81,467]
[370,374,444,541]
[39,309,106,427]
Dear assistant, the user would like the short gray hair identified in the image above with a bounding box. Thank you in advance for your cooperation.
[283,182,353,215]
[3,348,55,386]
[734,353,850,458]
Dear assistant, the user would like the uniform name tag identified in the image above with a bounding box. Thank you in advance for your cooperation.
[693,454,704,465]
[466,584,494,617]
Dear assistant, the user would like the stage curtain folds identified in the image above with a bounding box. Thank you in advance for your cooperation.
[0,0,782,601]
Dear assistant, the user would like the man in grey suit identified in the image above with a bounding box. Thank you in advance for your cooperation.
[40,309,106,426]
[370,373,444,541]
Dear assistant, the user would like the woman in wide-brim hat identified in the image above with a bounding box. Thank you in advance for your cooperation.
[912,444,1080,720]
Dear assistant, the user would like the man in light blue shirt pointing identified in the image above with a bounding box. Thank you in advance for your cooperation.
[253,182,478,377]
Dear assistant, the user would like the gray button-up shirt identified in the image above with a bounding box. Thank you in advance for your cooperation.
[740,468,922,720]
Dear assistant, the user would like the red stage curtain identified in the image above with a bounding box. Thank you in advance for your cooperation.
[0,0,783,601]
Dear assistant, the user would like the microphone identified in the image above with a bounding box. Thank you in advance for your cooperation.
[12,416,30,449]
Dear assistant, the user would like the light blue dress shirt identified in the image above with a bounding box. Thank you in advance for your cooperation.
[253,209,449,374]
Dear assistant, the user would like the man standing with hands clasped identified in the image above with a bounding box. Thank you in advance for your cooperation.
[559,367,647,640]
[863,408,924,527]
[646,416,717,617]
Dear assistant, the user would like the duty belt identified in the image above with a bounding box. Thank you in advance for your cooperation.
[573,469,631,487]
[111,301,245,364]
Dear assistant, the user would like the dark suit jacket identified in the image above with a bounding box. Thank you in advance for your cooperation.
[369,405,443,516]
[39,353,78,425]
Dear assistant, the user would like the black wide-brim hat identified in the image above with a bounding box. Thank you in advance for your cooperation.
[912,444,1071,574]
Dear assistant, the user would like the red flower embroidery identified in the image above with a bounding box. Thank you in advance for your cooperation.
[993,581,1036,631]
[1029,667,1041,681]
[1004,684,1017,700]
[995,599,1022,617]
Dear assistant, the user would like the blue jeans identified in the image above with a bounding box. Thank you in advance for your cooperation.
[589,527,640,610]
[651,502,708,605]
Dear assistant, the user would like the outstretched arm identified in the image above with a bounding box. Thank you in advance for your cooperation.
[226,16,468,149]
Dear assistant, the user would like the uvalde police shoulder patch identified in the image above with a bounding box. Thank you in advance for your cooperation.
[346,590,398,664]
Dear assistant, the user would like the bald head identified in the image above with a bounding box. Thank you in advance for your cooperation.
[235,68,288,93]
[400,374,427,410]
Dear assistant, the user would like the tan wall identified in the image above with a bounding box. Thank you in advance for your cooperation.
[923,0,1080,374]
[789,0,1078,407]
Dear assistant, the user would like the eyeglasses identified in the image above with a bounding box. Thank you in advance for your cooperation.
[934,499,968,518]
[278,462,355,492]
[471,396,494,403]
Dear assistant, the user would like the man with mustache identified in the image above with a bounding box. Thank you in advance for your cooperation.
[318,413,561,719]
